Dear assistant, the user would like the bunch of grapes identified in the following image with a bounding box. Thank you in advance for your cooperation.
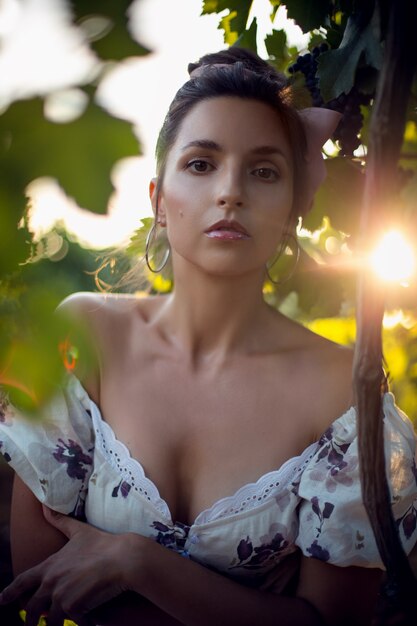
[289,45,373,156]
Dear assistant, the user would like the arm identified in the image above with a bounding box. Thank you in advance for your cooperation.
[130,532,382,626]
[3,490,381,626]
[8,478,182,625]
[10,476,67,576]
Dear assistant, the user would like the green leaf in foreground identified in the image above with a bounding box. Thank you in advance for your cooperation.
[0,97,140,215]
[125,217,154,258]
[70,0,151,60]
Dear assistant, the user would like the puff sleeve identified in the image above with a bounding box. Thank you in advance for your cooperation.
[0,374,94,518]
[295,393,417,568]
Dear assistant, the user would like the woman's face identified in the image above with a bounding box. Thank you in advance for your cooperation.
[153,96,294,278]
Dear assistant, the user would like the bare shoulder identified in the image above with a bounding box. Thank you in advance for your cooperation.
[57,290,153,330]
[57,290,137,317]
[278,314,355,438]
[304,326,354,438]
[56,292,152,400]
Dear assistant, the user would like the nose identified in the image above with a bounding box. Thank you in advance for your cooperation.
[216,168,244,209]
[218,196,243,208]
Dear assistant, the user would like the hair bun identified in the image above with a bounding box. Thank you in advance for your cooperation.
[187,48,287,88]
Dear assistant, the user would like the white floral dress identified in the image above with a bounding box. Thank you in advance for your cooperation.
[0,374,416,590]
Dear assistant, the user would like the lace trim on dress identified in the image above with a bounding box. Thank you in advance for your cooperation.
[194,442,318,525]
[89,403,172,521]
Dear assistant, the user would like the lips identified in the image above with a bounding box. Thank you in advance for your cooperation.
[205,220,250,237]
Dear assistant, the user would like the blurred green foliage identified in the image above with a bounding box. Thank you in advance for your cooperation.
[0,0,148,410]
[305,316,417,424]
[1,98,139,215]
[1,0,417,419]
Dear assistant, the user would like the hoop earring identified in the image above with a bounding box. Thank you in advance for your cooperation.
[145,222,171,273]
[266,233,300,285]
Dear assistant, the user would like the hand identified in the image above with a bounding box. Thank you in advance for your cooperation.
[0,506,142,626]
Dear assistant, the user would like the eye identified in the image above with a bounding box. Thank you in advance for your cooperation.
[253,167,279,181]
[186,159,214,174]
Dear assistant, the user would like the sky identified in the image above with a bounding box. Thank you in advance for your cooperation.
[0,0,308,248]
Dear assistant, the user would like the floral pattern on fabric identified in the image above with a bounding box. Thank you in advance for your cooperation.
[296,394,417,567]
[306,540,329,561]
[0,375,416,581]
[396,458,417,540]
[311,497,334,535]
[150,521,190,556]
[52,438,93,480]
[0,439,11,463]
[397,503,417,540]
[112,479,132,499]
[309,426,357,492]
[230,523,291,571]
[0,376,95,518]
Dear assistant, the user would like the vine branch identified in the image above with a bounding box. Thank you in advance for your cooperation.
[353,0,417,622]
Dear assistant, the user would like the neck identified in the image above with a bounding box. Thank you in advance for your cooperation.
[155,256,276,366]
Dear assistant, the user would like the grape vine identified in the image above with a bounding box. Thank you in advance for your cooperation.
[289,45,373,156]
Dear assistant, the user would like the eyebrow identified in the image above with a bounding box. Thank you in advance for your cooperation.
[181,139,287,158]
[181,139,221,152]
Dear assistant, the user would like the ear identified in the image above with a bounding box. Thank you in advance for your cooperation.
[149,177,166,226]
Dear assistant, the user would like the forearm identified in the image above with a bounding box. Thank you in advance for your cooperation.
[91,592,183,626]
[131,537,324,626]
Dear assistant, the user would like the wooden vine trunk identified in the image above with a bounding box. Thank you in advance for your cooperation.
[353,0,417,623]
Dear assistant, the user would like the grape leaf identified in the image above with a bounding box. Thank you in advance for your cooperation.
[265,29,287,60]
[303,157,364,237]
[219,12,239,45]
[126,217,153,258]
[283,0,332,33]
[0,97,140,215]
[265,29,296,72]
[69,0,150,60]
[274,250,348,318]
[202,0,254,37]
[201,0,223,13]
[317,6,382,101]
[269,1,280,21]
[233,18,258,52]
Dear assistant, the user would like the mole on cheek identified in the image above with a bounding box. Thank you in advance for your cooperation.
[179,211,184,217]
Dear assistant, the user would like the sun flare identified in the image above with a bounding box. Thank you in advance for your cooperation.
[370,230,415,283]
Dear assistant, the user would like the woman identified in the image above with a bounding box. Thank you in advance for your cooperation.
[0,48,416,626]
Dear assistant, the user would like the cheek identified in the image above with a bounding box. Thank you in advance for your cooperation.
[161,184,188,224]
[161,186,199,246]
[256,189,294,254]
[260,187,294,231]
[162,172,211,225]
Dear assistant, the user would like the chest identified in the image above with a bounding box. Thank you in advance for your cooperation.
[98,355,316,525]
